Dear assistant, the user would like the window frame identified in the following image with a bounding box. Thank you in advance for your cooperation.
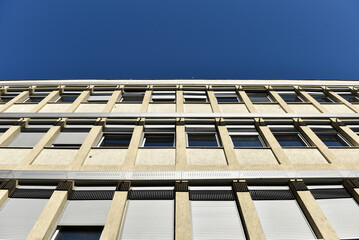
[185,125,221,148]
[270,125,311,148]
[183,90,208,103]
[246,92,273,103]
[140,124,176,148]
[277,91,305,103]
[227,125,266,148]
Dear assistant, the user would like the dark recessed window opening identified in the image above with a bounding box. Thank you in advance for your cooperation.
[187,133,219,147]
[143,133,174,147]
[53,226,103,240]
[99,134,132,147]
[231,135,265,147]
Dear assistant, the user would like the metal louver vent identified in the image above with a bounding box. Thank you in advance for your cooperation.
[250,190,295,200]
[189,190,235,201]
[10,189,54,199]
[68,190,115,200]
[310,188,351,199]
[128,190,174,200]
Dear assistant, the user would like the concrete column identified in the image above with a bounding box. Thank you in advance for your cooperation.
[217,124,239,167]
[0,125,22,146]
[102,89,122,113]
[0,90,30,112]
[31,90,60,113]
[18,125,62,166]
[0,189,8,208]
[343,179,359,204]
[175,182,191,240]
[27,181,73,240]
[296,88,328,113]
[176,122,187,167]
[176,86,184,113]
[207,88,221,113]
[65,90,91,113]
[289,180,339,240]
[140,88,152,113]
[257,123,291,165]
[238,89,257,113]
[101,182,130,240]
[297,124,341,165]
[123,124,144,166]
[70,125,103,168]
[268,89,294,113]
[326,90,359,113]
[233,181,265,240]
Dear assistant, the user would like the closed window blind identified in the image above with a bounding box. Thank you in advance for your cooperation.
[8,132,47,147]
[253,200,316,240]
[190,201,246,240]
[316,198,359,239]
[0,198,49,239]
[58,200,112,226]
[120,200,174,239]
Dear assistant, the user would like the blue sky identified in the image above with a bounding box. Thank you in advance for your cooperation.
[0,0,358,80]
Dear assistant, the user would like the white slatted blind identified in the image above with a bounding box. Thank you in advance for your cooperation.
[87,95,111,102]
[0,198,48,240]
[254,200,316,240]
[58,200,112,226]
[190,201,246,240]
[316,198,359,239]
[120,200,174,239]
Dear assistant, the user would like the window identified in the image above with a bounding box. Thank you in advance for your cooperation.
[270,125,310,147]
[23,92,51,103]
[87,91,113,103]
[54,91,81,103]
[347,125,359,135]
[189,186,246,240]
[307,92,335,103]
[246,91,273,102]
[227,125,266,147]
[8,125,51,147]
[186,125,220,147]
[51,125,91,148]
[120,187,174,239]
[151,90,176,102]
[97,124,134,147]
[336,92,359,102]
[52,226,103,240]
[214,91,240,103]
[52,186,113,240]
[0,92,22,103]
[309,185,359,239]
[249,186,316,240]
[142,125,175,147]
[120,89,146,102]
[278,91,305,103]
[310,125,352,147]
[183,90,208,102]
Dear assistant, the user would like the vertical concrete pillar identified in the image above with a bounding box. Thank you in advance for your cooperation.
[331,120,359,146]
[102,88,122,113]
[27,181,73,240]
[289,180,339,240]
[0,180,17,208]
[238,89,257,113]
[0,125,22,146]
[207,88,221,113]
[176,86,184,113]
[140,87,152,113]
[233,181,265,240]
[0,90,30,112]
[267,88,294,113]
[343,179,359,204]
[123,124,144,166]
[100,182,130,240]
[65,89,91,113]
[217,124,239,167]
[175,181,191,240]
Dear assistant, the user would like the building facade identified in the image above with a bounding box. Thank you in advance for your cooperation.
[0,79,358,239]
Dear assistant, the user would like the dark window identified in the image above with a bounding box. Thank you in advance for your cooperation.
[231,135,265,147]
[99,134,132,147]
[54,226,103,240]
[316,134,350,147]
[187,133,219,147]
[120,90,145,102]
[274,134,307,147]
[143,133,174,147]
[279,92,304,103]
[246,92,272,102]
[338,94,359,102]
[56,95,79,103]
[308,92,334,103]
[217,97,239,103]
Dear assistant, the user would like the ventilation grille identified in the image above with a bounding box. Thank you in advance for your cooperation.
[189,190,235,201]
[10,189,54,199]
[68,190,115,200]
[128,190,174,200]
[310,188,351,199]
[250,190,295,200]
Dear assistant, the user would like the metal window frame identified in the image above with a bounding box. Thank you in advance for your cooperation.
[246,92,273,103]
[278,91,306,103]
[186,132,220,148]
[141,132,176,148]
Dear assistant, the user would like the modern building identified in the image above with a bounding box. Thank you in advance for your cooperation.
[0,79,358,240]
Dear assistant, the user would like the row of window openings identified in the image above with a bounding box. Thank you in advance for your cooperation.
[2,90,359,104]
[4,125,355,148]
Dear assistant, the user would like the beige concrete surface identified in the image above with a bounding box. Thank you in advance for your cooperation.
[4,104,37,112]
[235,149,278,165]
[136,148,176,165]
[253,104,286,113]
[0,149,31,164]
[39,104,72,113]
[148,104,176,113]
[321,103,354,113]
[32,149,78,165]
[218,104,249,113]
[175,192,191,240]
[74,104,106,112]
[84,149,127,165]
[287,103,321,113]
[187,148,227,165]
[111,104,142,113]
[284,148,328,164]
[0,190,8,208]
[184,103,213,113]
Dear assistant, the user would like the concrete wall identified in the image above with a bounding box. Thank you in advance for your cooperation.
[74,104,106,112]
[283,148,328,164]
[4,104,37,112]
[32,149,78,165]
[187,149,227,165]
[148,104,176,113]
[235,149,278,165]
[288,103,321,113]
[136,149,176,165]
[184,104,212,113]
[39,104,71,113]
[111,104,141,113]
[84,149,127,165]
[253,104,285,113]
[219,104,249,113]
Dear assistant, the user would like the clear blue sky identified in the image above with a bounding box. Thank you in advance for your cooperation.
[0,0,358,80]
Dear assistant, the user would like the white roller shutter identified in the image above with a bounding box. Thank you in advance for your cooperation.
[190,201,246,240]
[58,200,112,226]
[8,132,46,147]
[0,198,49,240]
[120,200,174,239]
[316,198,359,239]
[254,200,316,240]
[53,132,89,145]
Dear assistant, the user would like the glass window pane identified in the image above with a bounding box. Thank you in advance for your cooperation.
[101,134,131,147]
[143,134,174,147]
[8,132,46,147]
[231,135,264,147]
[56,226,103,240]
[216,97,239,103]
[280,95,303,102]
[188,133,218,147]
[313,96,332,102]
[317,134,349,147]
[274,134,307,147]
[247,93,271,102]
